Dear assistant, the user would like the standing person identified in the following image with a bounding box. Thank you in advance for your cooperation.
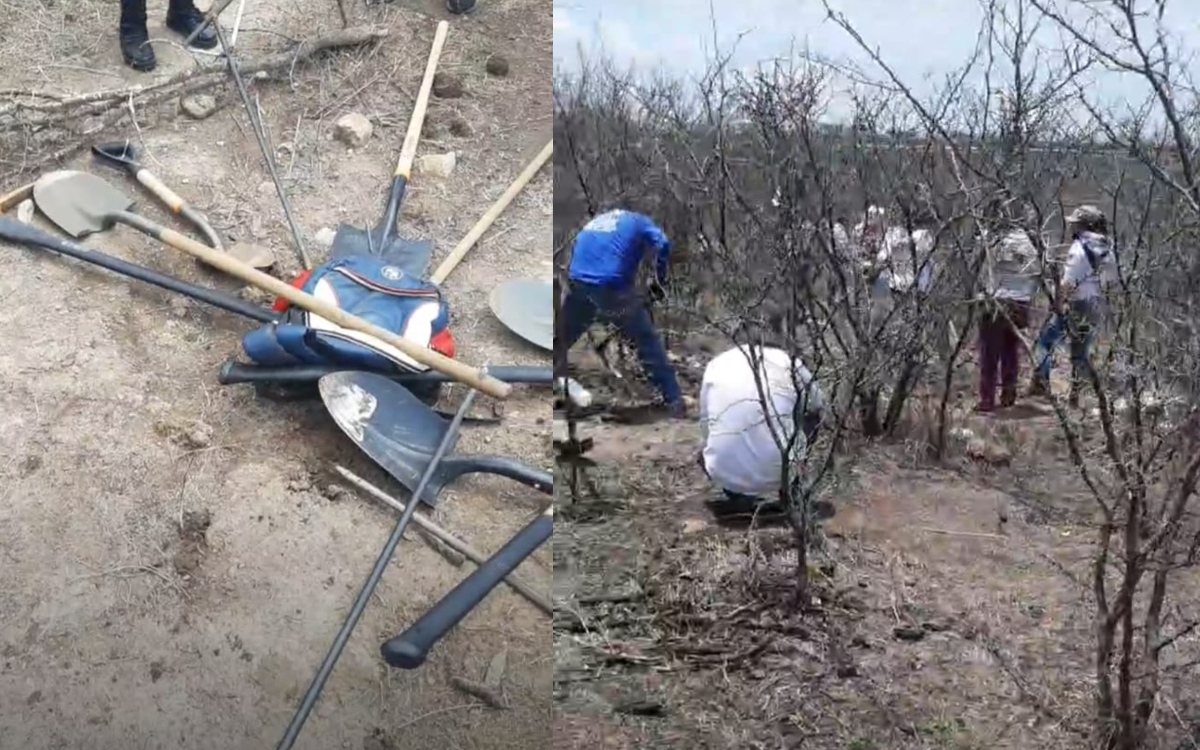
[119,0,217,72]
[697,343,833,524]
[1029,205,1116,406]
[557,209,685,416]
[976,227,1040,413]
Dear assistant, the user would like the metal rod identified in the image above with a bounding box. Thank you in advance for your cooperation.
[275,383,480,750]
[183,0,237,48]
[213,22,312,269]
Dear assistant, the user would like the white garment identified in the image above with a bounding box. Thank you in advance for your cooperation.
[699,346,824,497]
[1061,231,1115,301]
[988,230,1040,301]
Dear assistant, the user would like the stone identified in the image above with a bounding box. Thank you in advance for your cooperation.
[180,94,218,120]
[432,72,464,99]
[416,152,456,178]
[314,227,338,247]
[16,199,33,224]
[485,55,510,77]
[334,113,374,148]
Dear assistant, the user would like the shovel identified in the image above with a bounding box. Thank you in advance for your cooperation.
[489,278,553,351]
[31,170,510,398]
[91,141,226,251]
[319,371,549,508]
[329,21,448,276]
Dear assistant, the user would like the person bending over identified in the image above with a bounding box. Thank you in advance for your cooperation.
[557,208,684,417]
[698,343,833,524]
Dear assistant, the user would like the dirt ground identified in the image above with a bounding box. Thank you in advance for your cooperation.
[0,1,551,748]
[553,345,1200,749]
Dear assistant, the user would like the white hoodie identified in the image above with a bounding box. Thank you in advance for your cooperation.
[1062,231,1116,301]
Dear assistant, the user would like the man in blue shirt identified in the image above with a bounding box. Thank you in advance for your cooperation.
[557,209,684,416]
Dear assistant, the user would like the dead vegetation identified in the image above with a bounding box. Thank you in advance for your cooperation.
[553,1,1200,748]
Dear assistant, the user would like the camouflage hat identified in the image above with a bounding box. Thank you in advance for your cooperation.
[1066,204,1105,224]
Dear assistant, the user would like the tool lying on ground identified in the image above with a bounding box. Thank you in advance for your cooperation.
[219,359,551,387]
[320,371,549,508]
[490,277,553,351]
[427,140,553,284]
[330,21,448,276]
[26,170,510,397]
[277,375,552,748]
[336,465,552,614]
[0,183,33,212]
[91,142,226,252]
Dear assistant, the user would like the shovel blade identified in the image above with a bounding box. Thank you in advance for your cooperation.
[489,278,554,352]
[33,171,132,238]
[318,371,456,507]
[329,223,434,277]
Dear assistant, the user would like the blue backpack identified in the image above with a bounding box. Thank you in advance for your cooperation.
[242,256,454,372]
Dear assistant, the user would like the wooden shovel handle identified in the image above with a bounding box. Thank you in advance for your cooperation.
[0,183,34,213]
[429,140,552,285]
[150,221,512,398]
[396,21,450,179]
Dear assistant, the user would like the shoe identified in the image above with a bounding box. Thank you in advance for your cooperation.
[1027,376,1049,398]
[973,402,996,415]
[446,0,477,13]
[166,4,218,50]
[120,24,157,72]
[999,388,1017,408]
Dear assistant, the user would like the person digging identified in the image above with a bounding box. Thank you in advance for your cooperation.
[556,208,686,418]
[119,0,217,72]
[697,339,834,527]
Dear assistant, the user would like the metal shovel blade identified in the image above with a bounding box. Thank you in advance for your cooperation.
[319,371,458,507]
[489,278,553,352]
[329,223,434,277]
[33,171,133,238]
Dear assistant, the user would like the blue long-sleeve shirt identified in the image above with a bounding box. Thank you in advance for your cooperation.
[567,209,671,289]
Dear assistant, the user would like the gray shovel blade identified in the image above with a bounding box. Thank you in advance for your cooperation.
[329,224,434,277]
[33,171,133,238]
[489,278,553,352]
[319,371,458,507]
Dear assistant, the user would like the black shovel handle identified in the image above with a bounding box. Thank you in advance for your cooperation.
[381,506,553,669]
[0,218,273,323]
[218,360,553,386]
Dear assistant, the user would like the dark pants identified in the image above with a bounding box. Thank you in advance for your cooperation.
[713,413,824,509]
[977,299,1029,409]
[557,280,682,406]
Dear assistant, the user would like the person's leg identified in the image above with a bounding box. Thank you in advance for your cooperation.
[554,283,599,382]
[119,0,156,72]
[1068,312,1096,407]
[977,309,1000,411]
[606,289,684,412]
[998,301,1027,407]
[165,0,218,49]
[1033,313,1065,385]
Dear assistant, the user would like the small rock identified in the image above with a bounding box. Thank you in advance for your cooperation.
[432,72,464,99]
[314,227,338,248]
[237,285,275,306]
[180,94,218,120]
[416,152,456,178]
[485,55,510,77]
[334,113,373,148]
[149,661,164,683]
[321,484,348,501]
[288,475,313,492]
[484,651,507,689]
[893,625,926,642]
[448,117,472,137]
[181,421,213,450]
[16,199,34,224]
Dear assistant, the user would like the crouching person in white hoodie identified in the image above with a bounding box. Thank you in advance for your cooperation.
[698,341,834,526]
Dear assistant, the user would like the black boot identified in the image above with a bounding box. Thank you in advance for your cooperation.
[119,0,156,72]
[446,0,477,14]
[166,0,218,50]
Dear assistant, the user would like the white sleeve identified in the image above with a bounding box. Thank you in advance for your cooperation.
[1061,242,1091,286]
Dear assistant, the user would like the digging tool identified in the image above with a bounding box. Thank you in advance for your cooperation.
[0,218,272,322]
[219,360,551,386]
[276,382,476,750]
[329,21,449,275]
[428,140,553,284]
[91,141,228,252]
[0,182,34,212]
[29,171,510,397]
[489,278,553,351]
[382,503,553,669]
[319,371,549,508]
[336,466,552,615]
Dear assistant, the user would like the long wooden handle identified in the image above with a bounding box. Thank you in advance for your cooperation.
[0,183,34,212]
[335,466,552,615]
[152,223,511,398]
[396,21,450,179]
[430,140,553,285]
[137,169,225,250]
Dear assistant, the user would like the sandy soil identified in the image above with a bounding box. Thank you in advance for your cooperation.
[0,1,552,748]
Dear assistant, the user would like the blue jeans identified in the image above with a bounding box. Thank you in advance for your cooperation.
[558,280,682,405]
[1034,302,1097,384]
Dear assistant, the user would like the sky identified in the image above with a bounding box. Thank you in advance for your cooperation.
[553,0,1200,123]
